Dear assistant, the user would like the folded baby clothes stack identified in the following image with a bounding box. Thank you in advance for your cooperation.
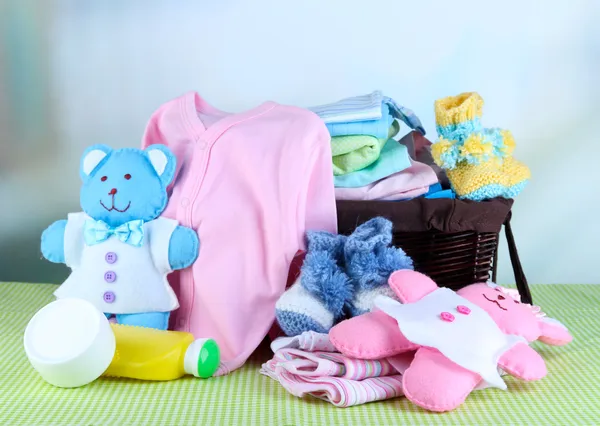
[310,91,443,201]
[310,91,423,176]
[431,92,530,201]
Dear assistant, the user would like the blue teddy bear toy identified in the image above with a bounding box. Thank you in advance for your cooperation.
[41,144,199,330]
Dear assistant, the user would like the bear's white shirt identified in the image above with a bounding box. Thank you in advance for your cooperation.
[54,212,179,314]
[375,288,526,389]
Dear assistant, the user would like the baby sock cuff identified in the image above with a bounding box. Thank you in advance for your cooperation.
[435,92,484,130]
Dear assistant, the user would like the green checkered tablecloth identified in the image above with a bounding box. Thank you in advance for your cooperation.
[0,282,598,425]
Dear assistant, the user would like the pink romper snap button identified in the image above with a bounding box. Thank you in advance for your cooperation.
[440,312,455,322]
[457,305,471,315]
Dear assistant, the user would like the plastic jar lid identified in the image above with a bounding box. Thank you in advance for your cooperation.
[24,298,116,388]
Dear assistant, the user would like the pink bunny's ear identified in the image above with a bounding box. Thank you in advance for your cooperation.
[388,270,438,303]
[538,317,573,346]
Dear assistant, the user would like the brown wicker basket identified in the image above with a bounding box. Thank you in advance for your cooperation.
[336,197,532,304]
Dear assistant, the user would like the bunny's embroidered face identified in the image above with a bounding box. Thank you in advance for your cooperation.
[79,145,176,227]
[458,283,544,342]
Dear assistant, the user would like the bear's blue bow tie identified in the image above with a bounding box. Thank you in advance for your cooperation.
[84,219,144,247]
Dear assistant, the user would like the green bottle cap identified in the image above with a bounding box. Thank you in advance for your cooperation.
[184,338,220,378]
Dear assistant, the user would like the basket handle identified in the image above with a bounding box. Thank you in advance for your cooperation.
[504,211,532,304]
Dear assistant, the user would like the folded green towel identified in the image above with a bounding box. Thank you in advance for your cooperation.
[334,138,412,188]
[332,121,399,176]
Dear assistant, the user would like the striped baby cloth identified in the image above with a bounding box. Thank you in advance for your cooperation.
[261,350,404,407]
[262,332,404,407]
[308,90,425,135]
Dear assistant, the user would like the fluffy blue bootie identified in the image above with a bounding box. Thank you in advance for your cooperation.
[275,231,352,336]
[344,217,413,316]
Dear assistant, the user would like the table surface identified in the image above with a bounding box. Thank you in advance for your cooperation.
[1,282,598,426]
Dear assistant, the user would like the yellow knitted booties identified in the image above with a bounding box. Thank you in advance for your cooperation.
[431,92,530,201]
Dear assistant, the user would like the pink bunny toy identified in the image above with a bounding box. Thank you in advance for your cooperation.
[329,270,572,412]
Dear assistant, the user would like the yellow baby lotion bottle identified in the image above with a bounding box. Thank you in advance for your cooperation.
[104,324,221,380]
[25,299,220,388]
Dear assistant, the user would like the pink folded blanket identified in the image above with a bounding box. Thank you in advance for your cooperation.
[334,160,438,201]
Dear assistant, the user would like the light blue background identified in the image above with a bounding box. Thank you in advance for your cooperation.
[1,0,598,284]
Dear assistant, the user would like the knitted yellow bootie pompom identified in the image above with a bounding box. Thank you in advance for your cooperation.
[500,129,516,156]
[433,93,511,169]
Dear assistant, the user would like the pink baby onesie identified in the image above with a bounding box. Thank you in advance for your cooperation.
[141,92,337,375]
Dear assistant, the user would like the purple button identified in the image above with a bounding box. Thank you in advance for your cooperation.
[104,271,116,283]
[105,252,117,264]
[103,291,116,303]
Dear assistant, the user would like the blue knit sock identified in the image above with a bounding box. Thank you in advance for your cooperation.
[343,217,414,316]
[275,231,352,336]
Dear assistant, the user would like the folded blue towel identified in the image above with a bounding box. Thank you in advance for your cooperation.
[334,139,412,188]
[326,103,394,139]
[309,90,425,135]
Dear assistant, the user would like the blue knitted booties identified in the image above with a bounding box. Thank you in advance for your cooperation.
[344,217,413,316]
[275,231,353,336]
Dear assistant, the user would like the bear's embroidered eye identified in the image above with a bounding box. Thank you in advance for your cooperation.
[514,300,519,304]
[101,176,107,182]
[124,174,131,180]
